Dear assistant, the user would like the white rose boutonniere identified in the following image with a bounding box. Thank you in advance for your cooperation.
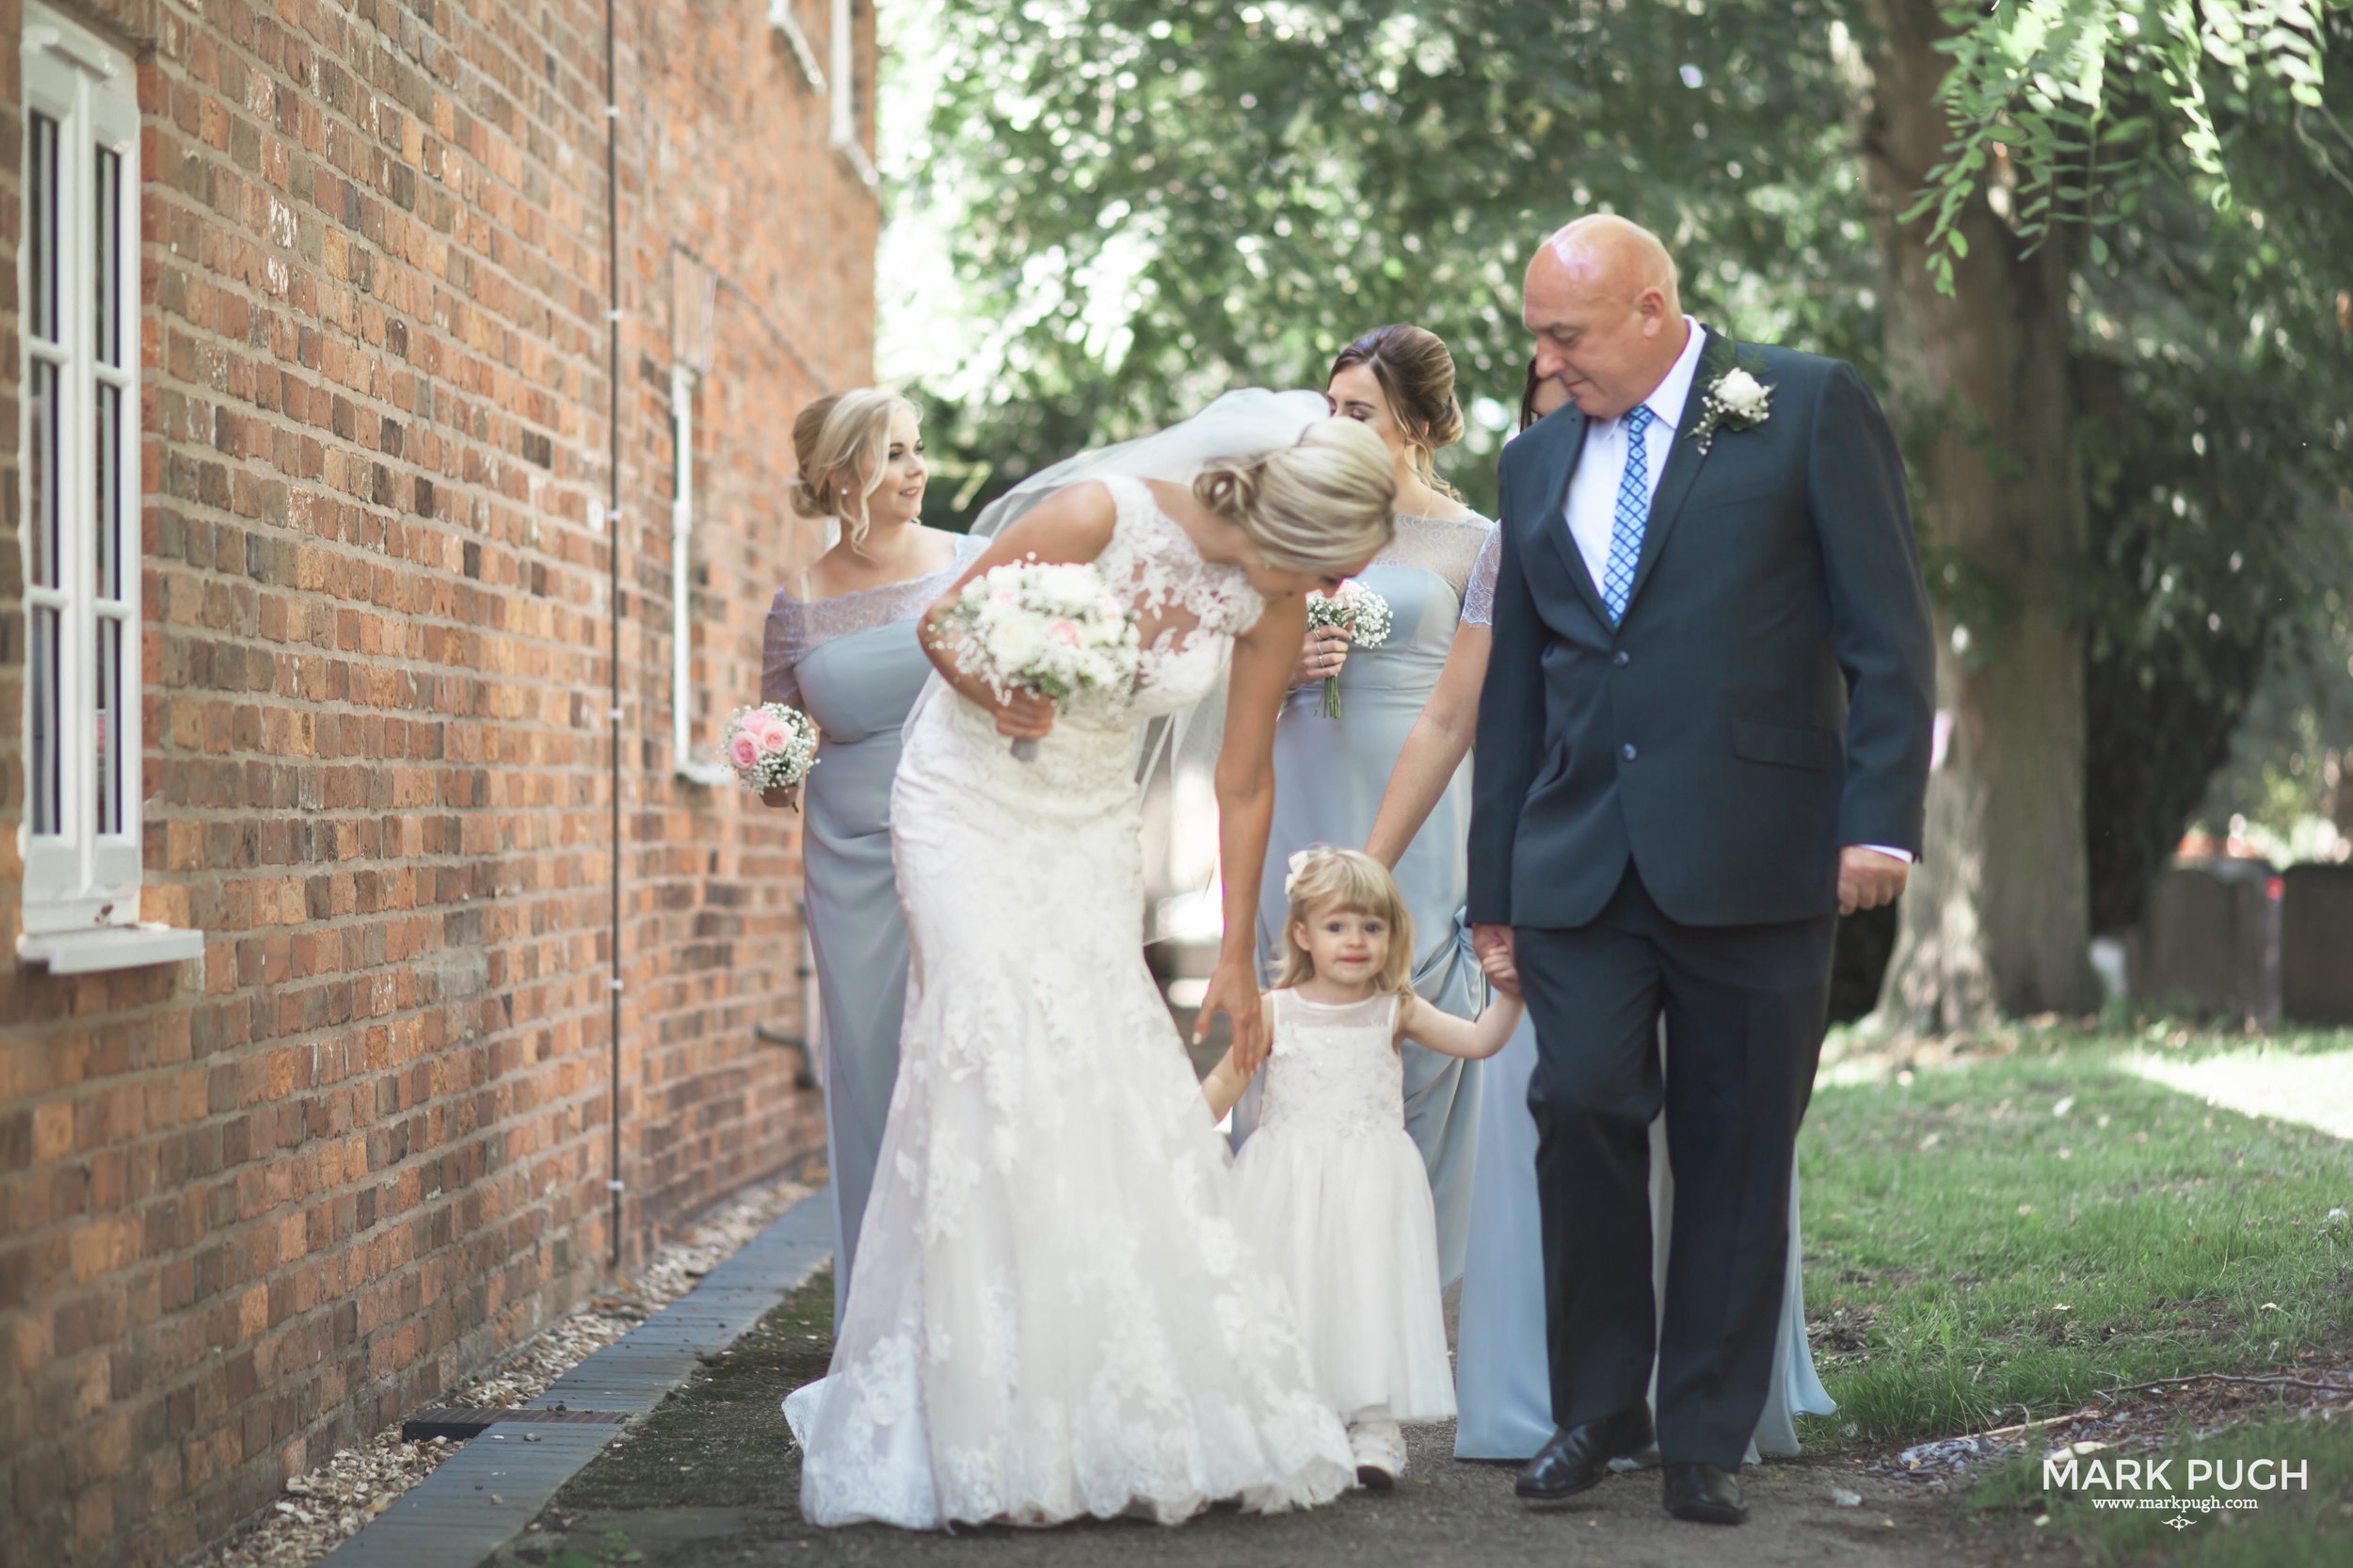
[1690,360,1773,456]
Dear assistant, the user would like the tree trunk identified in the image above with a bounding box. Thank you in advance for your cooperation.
[1854,1,2100,1029]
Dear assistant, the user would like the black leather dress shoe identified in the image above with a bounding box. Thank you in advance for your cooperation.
[1513,1407,1656,1500]
[1662,1462,1748,1524]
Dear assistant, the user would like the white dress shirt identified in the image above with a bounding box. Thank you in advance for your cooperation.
[1560,318,1912,867]
[1561,315,1707,594]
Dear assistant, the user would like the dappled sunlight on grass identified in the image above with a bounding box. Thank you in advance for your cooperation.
[2126,1045,2353,1141]
[1799,1039,2353,1448]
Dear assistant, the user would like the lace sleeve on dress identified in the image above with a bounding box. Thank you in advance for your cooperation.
[1461,527,1502,628]
[760,586,804,709]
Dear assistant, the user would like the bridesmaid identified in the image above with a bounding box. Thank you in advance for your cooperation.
[1366,362,1837,1462]
[1245,325,1494,1285]
[761,390,983,1325]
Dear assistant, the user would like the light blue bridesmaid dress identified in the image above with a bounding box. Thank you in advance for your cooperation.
[761,534,984,1326]
[1448,529,1838,1461]
[1244,511,1496,1286]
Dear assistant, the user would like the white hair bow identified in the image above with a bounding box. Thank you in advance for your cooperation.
[1282,849,1313,899]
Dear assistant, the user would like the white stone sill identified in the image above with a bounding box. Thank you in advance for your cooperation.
[17,922,205,974]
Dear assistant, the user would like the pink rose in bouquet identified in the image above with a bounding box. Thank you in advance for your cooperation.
[721,702,818,794]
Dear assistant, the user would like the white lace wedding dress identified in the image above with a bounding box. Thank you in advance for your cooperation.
[783,475,1355,1528]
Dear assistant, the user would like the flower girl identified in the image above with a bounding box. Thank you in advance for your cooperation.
[1203,847,1523,1489]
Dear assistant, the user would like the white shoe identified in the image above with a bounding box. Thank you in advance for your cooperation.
[1349,1418,1406,1491]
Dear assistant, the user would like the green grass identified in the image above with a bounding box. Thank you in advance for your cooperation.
[1797,1032,2353,1447]
[497,1272,840,1566]
[1969,1413,2353,1566]
[558,1268,837,1512]
[2109,1024,2353,1062]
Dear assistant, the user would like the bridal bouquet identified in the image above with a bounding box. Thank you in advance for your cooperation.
[1304,581,1392,718]
[936,558,1141,760]
[723,702,820,796]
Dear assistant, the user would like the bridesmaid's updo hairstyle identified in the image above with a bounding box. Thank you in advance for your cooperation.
[791,389,920,552]
[1276,846,1417,997]
[1193,416,1397,576]
[1329,324,1466,499]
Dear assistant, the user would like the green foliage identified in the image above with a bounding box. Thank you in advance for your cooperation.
[1908,1,2343,294]
[2073,9,2353,911]
[898,0,1878,515]
[2195,599,2353,852]
[894,0,2353,926]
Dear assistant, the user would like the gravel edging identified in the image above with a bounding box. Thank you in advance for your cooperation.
[183,1176,817,1568]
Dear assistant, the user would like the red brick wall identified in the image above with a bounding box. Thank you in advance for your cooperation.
[0,1,871,1561]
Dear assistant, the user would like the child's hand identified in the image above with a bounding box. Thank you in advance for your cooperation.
[1472,923,1520,998]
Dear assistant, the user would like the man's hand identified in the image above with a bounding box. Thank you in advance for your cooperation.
[1198,953,1268,1074]
[1837,846,1910,916]
[1472,922,1521,999]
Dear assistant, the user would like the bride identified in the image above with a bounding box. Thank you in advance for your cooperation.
[784,392,1400,1529]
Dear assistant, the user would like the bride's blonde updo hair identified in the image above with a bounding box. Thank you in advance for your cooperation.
[790,388,920,551]
[1192,416,1396,575]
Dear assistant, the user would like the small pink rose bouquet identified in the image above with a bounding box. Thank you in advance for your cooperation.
[932,558,1141,760]
[722,702,820,794]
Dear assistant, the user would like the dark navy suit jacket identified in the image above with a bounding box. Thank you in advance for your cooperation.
[1466,328,1936,930]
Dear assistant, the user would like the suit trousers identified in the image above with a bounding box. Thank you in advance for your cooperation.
[1515,861,1836,1468]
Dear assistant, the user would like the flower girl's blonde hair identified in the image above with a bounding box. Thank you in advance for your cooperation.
[1275,846,1417,997]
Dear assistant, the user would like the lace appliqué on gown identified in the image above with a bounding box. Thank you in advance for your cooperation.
[1460,525,1502,629]
[1376,512,1494,605]
[1095,476,1266,703]
[1258,993,1407,1139]
[782,475,1348,1529]
[760,534,986,707]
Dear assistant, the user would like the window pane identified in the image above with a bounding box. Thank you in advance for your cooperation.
[30,111,57,342]
[96,146,120,367]
[96,381,120,599]
[30,360,60,589]
[31,606,61,837]
[96,616,122,836]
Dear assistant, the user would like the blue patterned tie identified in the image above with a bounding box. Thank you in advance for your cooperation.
[1599,405,1656,626]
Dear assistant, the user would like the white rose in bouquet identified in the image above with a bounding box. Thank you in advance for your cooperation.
[935,558,1142,760]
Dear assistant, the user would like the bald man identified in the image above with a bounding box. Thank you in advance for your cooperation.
[1465,217,1934,1525]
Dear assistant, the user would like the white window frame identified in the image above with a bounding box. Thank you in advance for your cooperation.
[16,7,198,970]
[827,0,878,189]
[669,364,728,788]
[765,0,827,91]
[768,0,874,188]
[833,0,880,185]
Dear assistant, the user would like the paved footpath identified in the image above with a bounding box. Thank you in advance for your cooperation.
[478,1197,2073,1568]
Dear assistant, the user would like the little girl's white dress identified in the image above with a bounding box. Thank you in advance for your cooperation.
[1232,991,1457,1431]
